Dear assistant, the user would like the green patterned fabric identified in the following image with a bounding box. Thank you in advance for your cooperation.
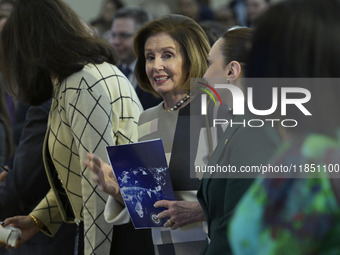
[229,132,340,255]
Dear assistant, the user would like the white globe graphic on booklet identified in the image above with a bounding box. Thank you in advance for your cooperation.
[107,139,175,229]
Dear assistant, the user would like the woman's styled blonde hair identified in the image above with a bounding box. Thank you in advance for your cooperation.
[134,14,210,97]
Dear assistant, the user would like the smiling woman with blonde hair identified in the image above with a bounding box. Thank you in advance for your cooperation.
[87,14,211,255]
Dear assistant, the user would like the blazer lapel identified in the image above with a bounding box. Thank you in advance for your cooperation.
[199,115,241,204]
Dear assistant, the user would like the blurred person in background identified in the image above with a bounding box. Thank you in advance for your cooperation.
[178,0,214,22]
[229,0,247,26]
[0,0,29,149]
[213,3,237,29]
[199,20,228,46]
[0,99,77,255]
[110,6,162,110]
[89,0,124,39]
[229,0,340,254]
[245,0,270,27]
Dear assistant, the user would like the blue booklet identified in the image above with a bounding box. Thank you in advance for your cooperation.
[106,139,175,229]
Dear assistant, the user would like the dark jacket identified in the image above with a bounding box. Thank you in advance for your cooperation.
[197,114,281,255]
[0,99,76,255]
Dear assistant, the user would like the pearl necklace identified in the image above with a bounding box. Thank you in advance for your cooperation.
[165,93,191,112]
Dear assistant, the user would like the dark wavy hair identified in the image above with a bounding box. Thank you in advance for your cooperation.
[0,0,117,105]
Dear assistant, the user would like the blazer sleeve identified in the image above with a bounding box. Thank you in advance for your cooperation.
[0,102,51,220]
[31,189,64,236]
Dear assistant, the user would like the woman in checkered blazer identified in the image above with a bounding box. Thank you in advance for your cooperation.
[0,0,143,254]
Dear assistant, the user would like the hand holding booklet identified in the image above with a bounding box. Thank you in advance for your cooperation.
[106,139,175,229]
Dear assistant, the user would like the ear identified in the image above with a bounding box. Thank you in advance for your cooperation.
[225,61,242,80]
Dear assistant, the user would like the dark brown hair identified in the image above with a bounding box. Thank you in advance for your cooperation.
[220,27,253,67]
[247,0,340,78]
[134,14,210,97]
[247,0,340,136]
[0,0,117,105]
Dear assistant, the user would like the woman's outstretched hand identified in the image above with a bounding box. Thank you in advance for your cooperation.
[84,153,124,204]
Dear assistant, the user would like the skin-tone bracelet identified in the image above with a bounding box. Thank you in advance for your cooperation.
[29,214,40,230]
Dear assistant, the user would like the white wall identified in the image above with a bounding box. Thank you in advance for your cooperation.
[63,0,102,23]
[63,0,178,22]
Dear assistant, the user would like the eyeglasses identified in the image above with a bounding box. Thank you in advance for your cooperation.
[111,32,134,40]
